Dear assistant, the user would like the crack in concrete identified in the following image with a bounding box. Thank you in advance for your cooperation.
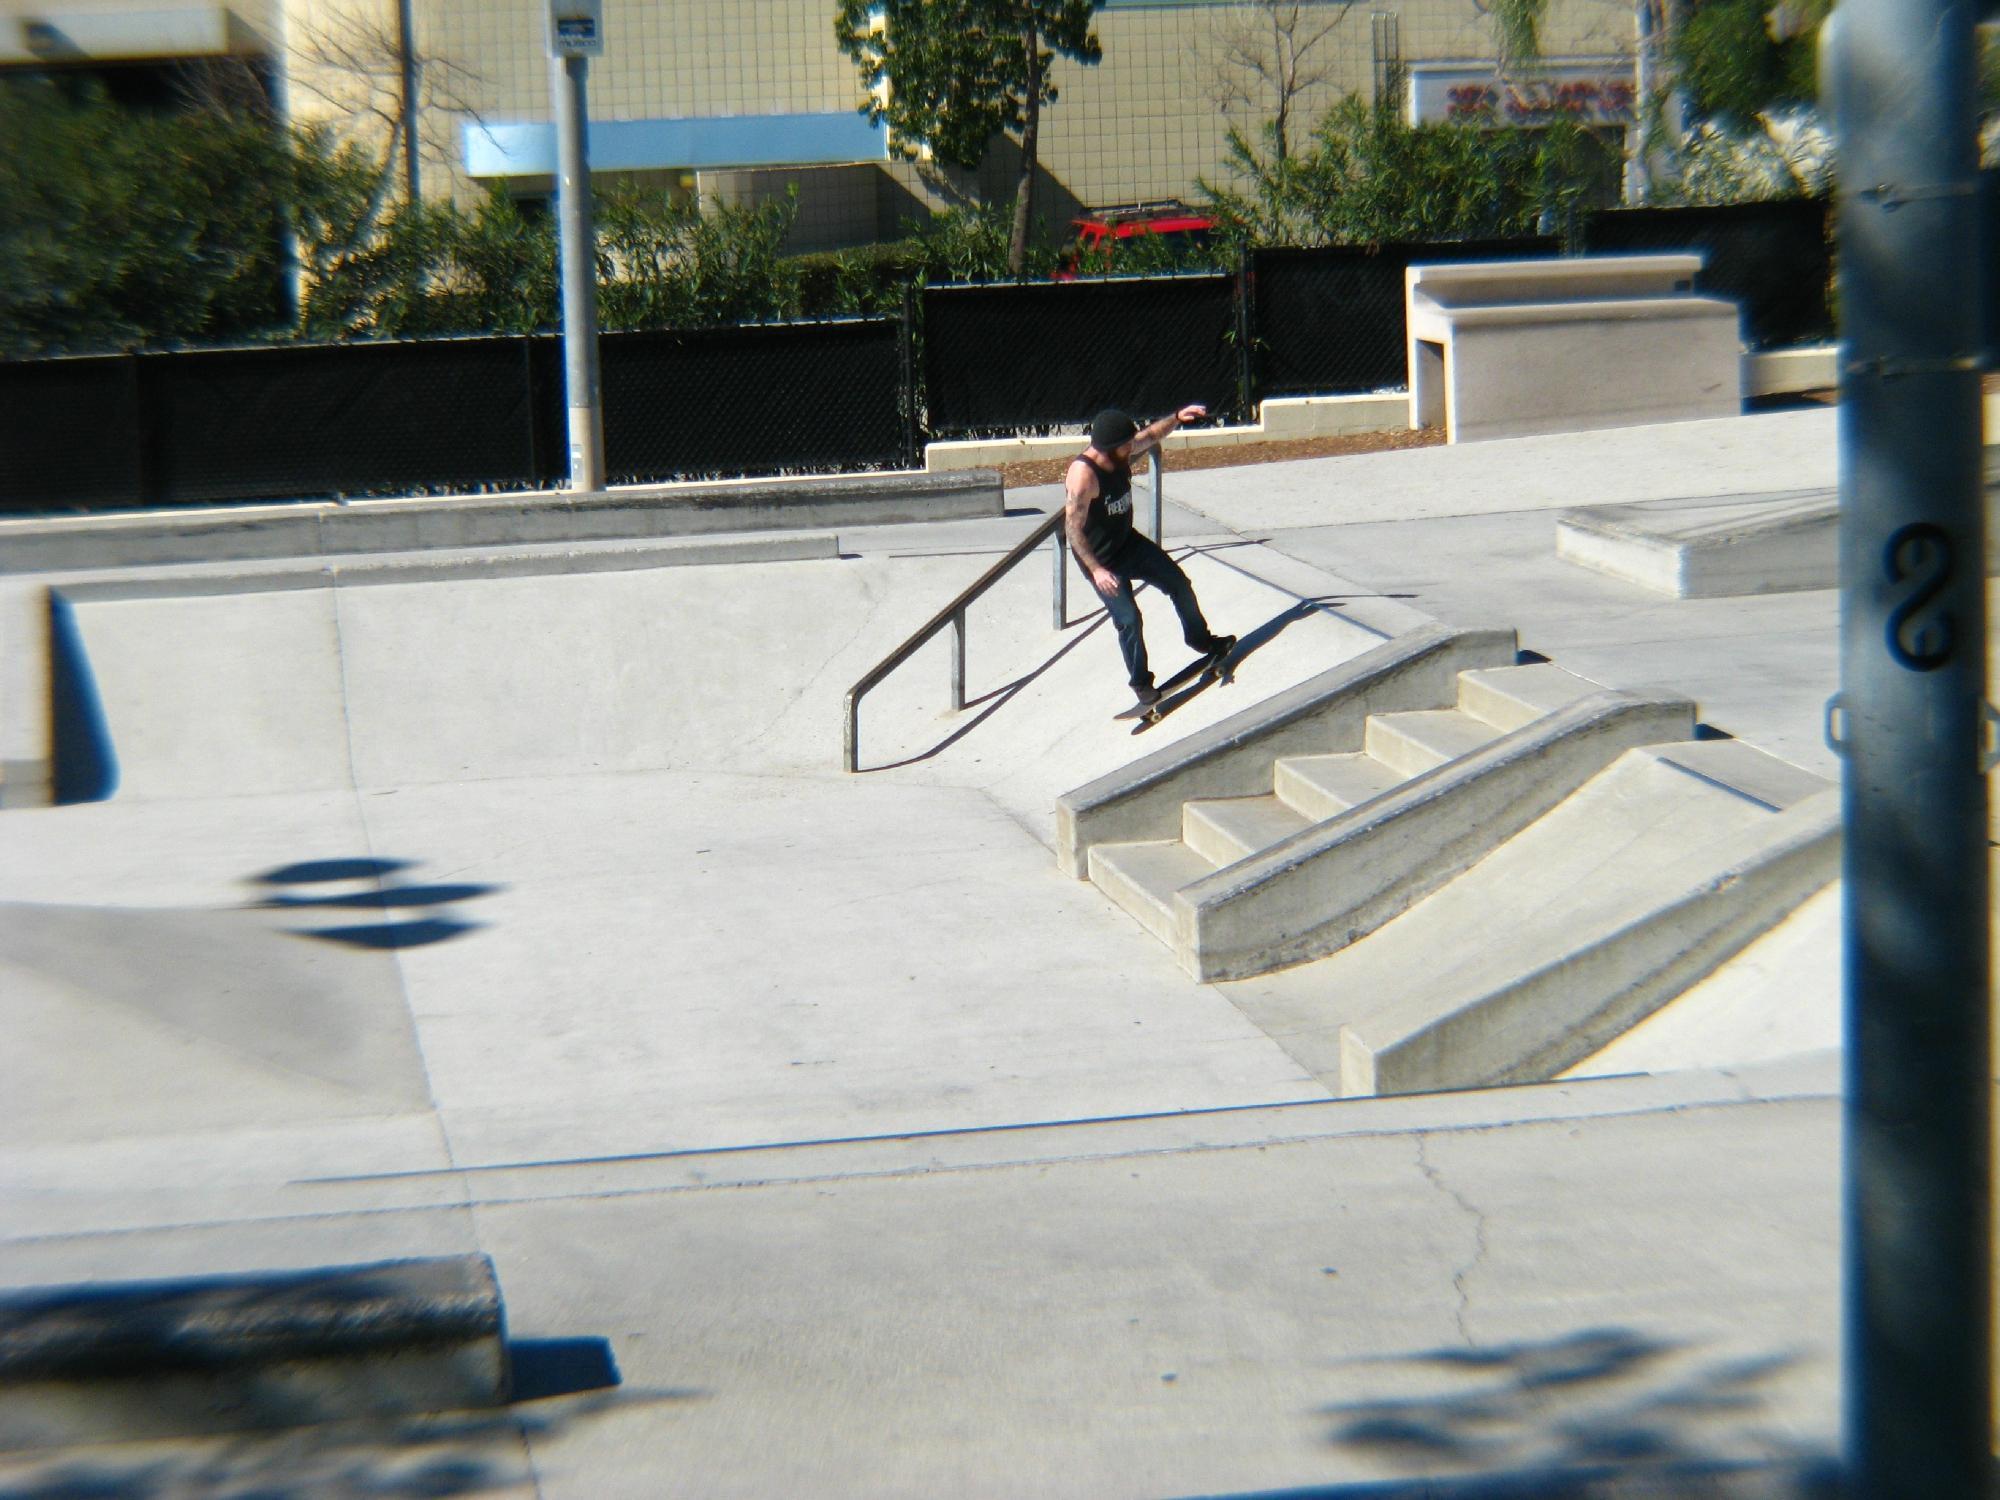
[1415,1131,1489,1347]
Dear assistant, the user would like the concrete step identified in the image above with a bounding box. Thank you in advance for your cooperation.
[1456,662,1603,732]
[1363,707,1504,777]
[1182,794,1314,867]
[1086,839,1216,947]
[1334,743,1839,1097]
[1273,752,1404,820]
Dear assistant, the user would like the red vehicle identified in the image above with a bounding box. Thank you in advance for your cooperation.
[1053,200,1217,279]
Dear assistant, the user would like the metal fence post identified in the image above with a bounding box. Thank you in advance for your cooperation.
[1828,4,1992,1495]
[899,282,921,470]
[1236,247,1256,422]
[1149,446,1164,542]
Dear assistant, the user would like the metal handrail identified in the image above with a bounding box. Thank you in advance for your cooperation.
[842,449,1165,772]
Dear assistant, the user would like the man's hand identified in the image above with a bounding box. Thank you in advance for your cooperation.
[1176,404,1207,426]
[1090,565,1121,598]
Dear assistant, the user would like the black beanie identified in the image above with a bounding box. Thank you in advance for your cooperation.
[1091,409,1138,452]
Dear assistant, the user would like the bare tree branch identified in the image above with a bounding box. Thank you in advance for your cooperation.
[284,5,486,201]
[1205,0,1357,162]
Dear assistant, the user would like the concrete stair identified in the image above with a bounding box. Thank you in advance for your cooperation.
[1084,657,1686,980]
[1067,634,1839,1096]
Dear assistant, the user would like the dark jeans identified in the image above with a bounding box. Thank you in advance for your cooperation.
[1084,532,1219,691]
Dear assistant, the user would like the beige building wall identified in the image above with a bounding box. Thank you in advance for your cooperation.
[263,0,1636,248]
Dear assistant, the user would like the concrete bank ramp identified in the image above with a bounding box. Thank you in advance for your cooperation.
[1334,740,1838,1095]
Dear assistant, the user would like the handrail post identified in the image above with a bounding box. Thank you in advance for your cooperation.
[1051,523,1067,628]
[843,692,858,774]
[1150,446,1164,541]
[950,608,966,710]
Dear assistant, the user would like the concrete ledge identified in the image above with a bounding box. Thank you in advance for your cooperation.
[1175,691,1698,982]
[0,1255,507,1449]
[923,395,1408,473]
[1055,625,1517,880]
[1422,295,1739,329]
[1339,788,1840,1097]
[0,470,995,576]
[1744,344,1836,397]
[49,531,842,602]
[1558,484,2000,598]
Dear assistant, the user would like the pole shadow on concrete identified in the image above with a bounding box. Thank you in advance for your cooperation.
[252,859,501,952]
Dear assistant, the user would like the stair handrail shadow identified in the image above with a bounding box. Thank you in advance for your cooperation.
[860,595,1314,774]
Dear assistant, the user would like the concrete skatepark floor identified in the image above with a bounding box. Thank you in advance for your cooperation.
[0,409,1871,1496]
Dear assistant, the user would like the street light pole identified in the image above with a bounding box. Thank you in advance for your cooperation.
[1827,2,1992,1493]
[547,0,605,494]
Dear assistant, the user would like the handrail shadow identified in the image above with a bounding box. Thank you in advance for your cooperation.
[857,595,1320,773]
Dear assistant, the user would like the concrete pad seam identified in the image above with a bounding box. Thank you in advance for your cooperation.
[331,576,466,1187]
[289,1086,1838,1207]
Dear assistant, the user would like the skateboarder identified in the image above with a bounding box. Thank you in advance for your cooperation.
[1066,405,1235,713]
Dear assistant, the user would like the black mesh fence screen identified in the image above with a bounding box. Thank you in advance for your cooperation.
[0,356,143,513]
[0,201,1861,516]
[1580,198,1834,350]
[151,338,535,507]
[591,319,907,484]
[1249,238,1558,401]
[923,275,1239,438]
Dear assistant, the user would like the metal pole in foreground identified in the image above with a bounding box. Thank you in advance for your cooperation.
[550,41,604,492]
[1828,2,1991,1493]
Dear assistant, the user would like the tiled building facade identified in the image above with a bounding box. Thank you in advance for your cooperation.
[5,0,1640,250]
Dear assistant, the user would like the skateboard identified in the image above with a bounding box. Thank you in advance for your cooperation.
[1113,645,1237,729]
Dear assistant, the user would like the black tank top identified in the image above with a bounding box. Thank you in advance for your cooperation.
[1076,451,1135,561]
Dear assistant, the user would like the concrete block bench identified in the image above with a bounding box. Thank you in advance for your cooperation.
[0,1255,509,1449]
[1407,255,1742,443]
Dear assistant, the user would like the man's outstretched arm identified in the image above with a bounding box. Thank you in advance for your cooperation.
[1128,403,1208,459]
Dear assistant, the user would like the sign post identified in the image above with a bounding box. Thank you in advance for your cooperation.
[548,0,604,493]
[1826,3,1991,1494]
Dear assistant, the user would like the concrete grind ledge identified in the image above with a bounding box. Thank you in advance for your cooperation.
[0,469,1000,575]
[1172,690,1699,982]
[1056,624,1519,879]
[0,1255,507,1450]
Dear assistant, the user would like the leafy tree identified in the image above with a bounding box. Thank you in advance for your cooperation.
[0,74,294,356]
[1672,0,1823,125]
[835,0,1103,274]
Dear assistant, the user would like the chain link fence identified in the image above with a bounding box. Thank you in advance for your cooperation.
[1580,199,1834,350]
[1248,238,1561,400]
[1,202,1847,514]
[922,275,1241,439]
[0,320,909,513]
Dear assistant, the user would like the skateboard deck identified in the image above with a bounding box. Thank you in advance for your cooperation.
[1113,648,1237,728]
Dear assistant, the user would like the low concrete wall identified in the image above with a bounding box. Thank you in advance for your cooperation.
[0,1255,508,1449]
[1056,624,1517,880]
[1176,691,1697,981]
[0,470,999,575]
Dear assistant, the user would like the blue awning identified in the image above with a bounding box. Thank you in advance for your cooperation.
[464,111,890,178]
